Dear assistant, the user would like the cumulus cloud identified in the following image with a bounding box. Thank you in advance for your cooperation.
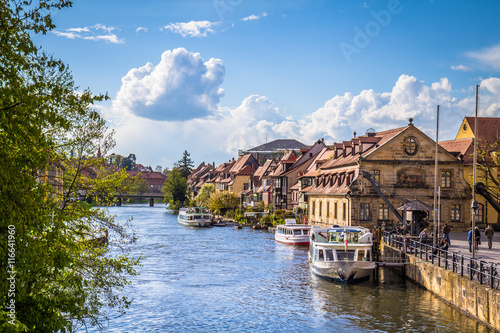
[163,21,219,37]
[241,12,268,21]
[136,27,148,33]
[52,24,124,44]
[109,48,225,121]
[451,64,471,71]
[466,44,500,70]
[102,49,500,167]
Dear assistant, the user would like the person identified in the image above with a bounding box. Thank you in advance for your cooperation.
[475,226,481,247]
[442,223,451,246]
[467,228,473,252]
[485,224,495,249]
[419,228,428,241]
[433,237,449,255]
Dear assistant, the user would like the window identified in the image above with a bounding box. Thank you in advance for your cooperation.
[371,170,380,183]
[379,203,389,220]
[342,202,347,220]
[404,136,418,156]
[476,203,484,223]
[450,204,461,221]
[326,201,330,217]
[334,202,338,219]
[319,201,322,217]
[312,201,316,217]
[360,203,370,221]
[441,171,451,188]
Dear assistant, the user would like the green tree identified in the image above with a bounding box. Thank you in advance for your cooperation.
[195,184,215,207]
[207,191,239,216]
[120,153,136,171]
[176,150,194,178]
[162,168,188,210]
[0,2,140,332]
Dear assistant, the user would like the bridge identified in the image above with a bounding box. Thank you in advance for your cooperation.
[115,192,164,207]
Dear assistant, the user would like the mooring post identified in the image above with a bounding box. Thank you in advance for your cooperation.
[149,197,154,207]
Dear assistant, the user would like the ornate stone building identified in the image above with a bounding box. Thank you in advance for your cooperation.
[307,120,472,232]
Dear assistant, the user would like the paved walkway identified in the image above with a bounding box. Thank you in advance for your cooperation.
[448,231,500,264]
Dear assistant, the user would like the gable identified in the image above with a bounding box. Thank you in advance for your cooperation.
[456,118,474,139]
[363,125,459,163]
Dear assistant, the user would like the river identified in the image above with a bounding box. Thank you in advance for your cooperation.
[84,204,492,332]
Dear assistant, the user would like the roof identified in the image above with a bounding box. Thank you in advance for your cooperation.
[236,164,253,176]
[244,139,309,152]
[229,154,258,174]
[306,166,358,195]
[254,159,275,179]
[465,117,500,141]
[439,138,473,158]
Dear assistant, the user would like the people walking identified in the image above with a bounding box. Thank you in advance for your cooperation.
[467,228,473,252]
[485,224,494,249]
[442,223,451,246]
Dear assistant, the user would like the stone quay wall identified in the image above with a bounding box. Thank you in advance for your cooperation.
[381,242,500,332]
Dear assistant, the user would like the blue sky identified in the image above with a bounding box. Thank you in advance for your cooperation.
[34,0,500,169]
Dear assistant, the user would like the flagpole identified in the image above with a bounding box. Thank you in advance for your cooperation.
[472,85,479,259]
[433,105,440,247]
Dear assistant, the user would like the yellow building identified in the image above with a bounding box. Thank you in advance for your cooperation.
[440,117,500,229]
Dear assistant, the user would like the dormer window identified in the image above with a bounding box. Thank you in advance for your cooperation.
[404,136,418,156]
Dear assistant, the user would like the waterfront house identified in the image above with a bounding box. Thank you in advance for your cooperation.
[307,119,471,231]
[213,160,236,193]
[272,139,328,211]
[227,154,260,196]
[127,171,167,194]
[253,159,278,207]
[187,162,215,197]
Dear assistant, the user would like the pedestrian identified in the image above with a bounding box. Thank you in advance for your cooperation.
[442,223,451,246]
[419,228,428,241]
[485,224,494,249]
[467,228,473,252]
[475,226,481,246]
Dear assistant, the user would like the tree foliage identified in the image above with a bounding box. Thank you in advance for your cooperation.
[176,150,194,178]
[195,184,215,207]
[0,1,140,332]
[207,191,240,215]
[476,138,500,189]
[162,168,188,210]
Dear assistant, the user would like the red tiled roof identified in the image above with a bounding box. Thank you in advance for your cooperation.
[439,138,473,159]
[465,117,500,141]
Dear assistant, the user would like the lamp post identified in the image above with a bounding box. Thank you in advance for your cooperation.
[433,105,440,247]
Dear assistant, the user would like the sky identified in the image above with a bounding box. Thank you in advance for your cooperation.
[33,0,500,169]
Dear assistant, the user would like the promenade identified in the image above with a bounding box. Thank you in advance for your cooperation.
[448,230,500,264]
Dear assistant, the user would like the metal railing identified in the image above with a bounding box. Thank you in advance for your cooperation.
[383,231,500,290]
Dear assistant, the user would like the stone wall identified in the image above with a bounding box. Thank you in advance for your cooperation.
[382,242,500,331]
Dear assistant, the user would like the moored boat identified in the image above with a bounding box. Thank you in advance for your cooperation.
[178,207,212,228]
[274,219,310,246]
[309,226,375,283]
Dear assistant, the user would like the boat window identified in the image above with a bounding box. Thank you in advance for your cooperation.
[336,250,355,261]
[318,249,324,261]
[357,250,365,262]
[294,229,302,235]
[324,249,334,261]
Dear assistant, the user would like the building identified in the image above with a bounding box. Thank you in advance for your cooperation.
[127,171,167,194]
[252,159,278,207]
[239,139,309,164]
[440,117,500,229]
[227,154,260,196]
[307,119,471,232]
[187,162,215,197]
[213,160,236,193]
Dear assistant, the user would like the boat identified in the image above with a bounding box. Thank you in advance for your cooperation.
[178,207,212,228]
[274,219,310,246]
[309,226,375,283]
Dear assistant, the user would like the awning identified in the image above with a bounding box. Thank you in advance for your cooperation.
[397,199,433,211]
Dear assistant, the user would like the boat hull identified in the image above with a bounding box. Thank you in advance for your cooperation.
[178,219,212,228]
[310,261,375,283]
[275,234,309,246]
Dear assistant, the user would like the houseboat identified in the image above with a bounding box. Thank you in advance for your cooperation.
[178,207,212,228]
[309,226,375,283]
[274,219,310,246]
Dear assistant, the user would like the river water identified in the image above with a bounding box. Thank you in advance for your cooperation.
[86,204,492,332]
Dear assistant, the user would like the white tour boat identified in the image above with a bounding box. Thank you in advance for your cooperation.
[178,207,212,228]
[309,226,375,283]
[275,219,310,246]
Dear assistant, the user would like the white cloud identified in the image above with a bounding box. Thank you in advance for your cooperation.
[52,24,124,44]
[108,48,225,122]
[163,21,219,37]
[466,44,500,70]
[241,12,268,21]
[451,64,471,71]
[136,27,148,33]
[102,49,500,167]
